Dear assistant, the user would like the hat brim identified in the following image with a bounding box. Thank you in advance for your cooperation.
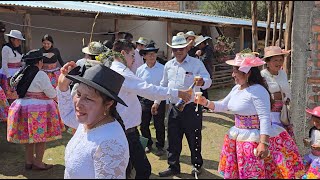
[225,60,265,67]
[139,48,159,56]
[184,34,198,39]
[5,34,25,41]
[135,41,148,45]
[66,74,128,107]
[195,37,212,47]
[306,108,320,118]
[262,51,291,59]
[166,40,192,49]
[82,47,100,56]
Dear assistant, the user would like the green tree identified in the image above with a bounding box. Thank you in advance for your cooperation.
[200,1,268,21]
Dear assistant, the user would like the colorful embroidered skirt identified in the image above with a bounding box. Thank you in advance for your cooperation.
[43,67,61,88]
[303,153,320,179]
[7,98,65,143]
[0,73,18,100]
[218,125,305,179]
[0,86,9,122]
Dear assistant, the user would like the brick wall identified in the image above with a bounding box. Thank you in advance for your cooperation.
[307,1,320,108]
[113,1,180,11]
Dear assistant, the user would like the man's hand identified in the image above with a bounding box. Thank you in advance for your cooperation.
[58,61,77,92]
[151,103,159,115]
[178,89,191,102]
[194,95,207,106]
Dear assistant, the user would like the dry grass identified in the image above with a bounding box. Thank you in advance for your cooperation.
[0,86,234,179]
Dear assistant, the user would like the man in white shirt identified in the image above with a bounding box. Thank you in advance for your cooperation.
[136,42,166,156]
[154,35,212,177]
[109,39,191,179]
[131,37,148,74]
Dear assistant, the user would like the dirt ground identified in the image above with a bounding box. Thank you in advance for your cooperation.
[0,86,233,179]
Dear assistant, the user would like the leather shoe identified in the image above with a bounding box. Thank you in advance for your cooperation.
[159,168,180,177]
[154,148,166,156]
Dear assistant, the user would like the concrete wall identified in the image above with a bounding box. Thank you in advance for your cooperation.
[291,1,316,155]
[0,13,215,63]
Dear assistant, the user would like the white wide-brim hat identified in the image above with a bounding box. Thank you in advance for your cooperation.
[135,37,148,45]
[166,35,192,49]
[82,41,108,56]
[195,35,212,47]
[5,30,25,41]
[184,31,198,39]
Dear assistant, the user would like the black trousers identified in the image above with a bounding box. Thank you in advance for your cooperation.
[126,127,151,179]
[167,103,203,172]
[140,99,166,149]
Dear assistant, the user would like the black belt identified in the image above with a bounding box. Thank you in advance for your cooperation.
[125,127,137,134]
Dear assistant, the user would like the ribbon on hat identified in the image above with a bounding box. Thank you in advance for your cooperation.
[238,56,264,73]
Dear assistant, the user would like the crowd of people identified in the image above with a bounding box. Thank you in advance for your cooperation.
[0,29,319,179]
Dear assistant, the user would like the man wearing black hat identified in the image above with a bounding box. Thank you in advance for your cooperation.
[136,43,166,156]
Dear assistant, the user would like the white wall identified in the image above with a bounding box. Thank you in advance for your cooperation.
[0,13,217,61]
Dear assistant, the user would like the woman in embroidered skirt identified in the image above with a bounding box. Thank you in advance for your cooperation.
[261,46,295,139]
[195,52,305,179]
[0,85,9,122]
[1,30,25,104]
[7,49,65,170]
[39,34,64,88]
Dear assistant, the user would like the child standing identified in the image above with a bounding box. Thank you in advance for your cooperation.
[303,106,320,179]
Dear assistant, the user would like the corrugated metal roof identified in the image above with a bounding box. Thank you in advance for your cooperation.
[0,1,285,29]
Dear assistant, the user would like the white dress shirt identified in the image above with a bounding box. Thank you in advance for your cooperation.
[110,61,178,130]
[155,55,212,104]
[136,62,164,86]
[130,49,144,74]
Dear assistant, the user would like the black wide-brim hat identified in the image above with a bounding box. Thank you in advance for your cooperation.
[66,64,127,107]
[139,43,159,56]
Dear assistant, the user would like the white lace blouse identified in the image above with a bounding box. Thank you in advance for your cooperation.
[57,88,129,179]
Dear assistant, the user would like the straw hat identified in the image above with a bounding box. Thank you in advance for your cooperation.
[5,30,25,41]
[184,31,198,39]
[166,35,192,49]
[306,106,320,118]
[176,32,185,36]
[82,41,108,56]
[195,35,212,47]
[263,46,291,59]
[226,52,265,73]
[135,37,148,45]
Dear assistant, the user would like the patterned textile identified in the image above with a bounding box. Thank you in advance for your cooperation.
[303,157,320,179]
[271,100,283,112]
[0,73,8,93]
[0,87,9,122]
[7,98,65,144]
[235,114,260,129]
[67,126,76,135]
[43,68,61,88]
[218,129,305,179]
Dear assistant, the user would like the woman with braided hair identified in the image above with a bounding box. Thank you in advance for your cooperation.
[7,49,64,170]
[57,61,129,179]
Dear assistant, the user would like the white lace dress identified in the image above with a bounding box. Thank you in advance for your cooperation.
[57,89,129,179]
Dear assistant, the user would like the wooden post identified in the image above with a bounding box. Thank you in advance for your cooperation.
[283,1,294,76]
[265,1,273,47]
[167,21,172,61]
[278,1,285,48]
[0,22,5,68]
[251,1,258,52]
[22,13,32,53]
[114,19,119,41]
[240,27,244,50]
[272,1,278,45]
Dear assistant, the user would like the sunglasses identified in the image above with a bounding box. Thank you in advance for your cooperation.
[172,48,185,52]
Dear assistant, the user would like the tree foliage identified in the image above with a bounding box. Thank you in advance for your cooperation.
[200,1,268,21]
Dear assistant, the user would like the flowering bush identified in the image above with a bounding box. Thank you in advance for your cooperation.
[213,35,235,62]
